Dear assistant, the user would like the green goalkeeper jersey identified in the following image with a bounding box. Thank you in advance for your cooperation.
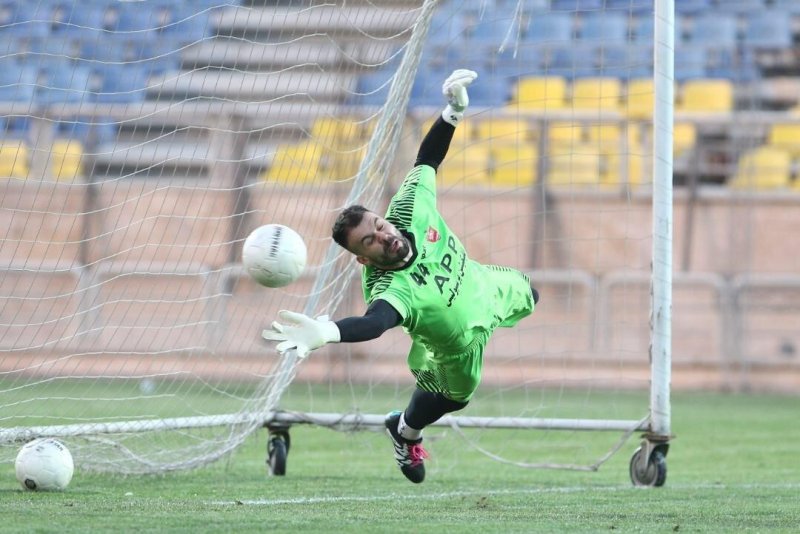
[361,165,533,356]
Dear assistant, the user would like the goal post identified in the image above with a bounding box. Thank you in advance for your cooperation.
[0,0,673,485]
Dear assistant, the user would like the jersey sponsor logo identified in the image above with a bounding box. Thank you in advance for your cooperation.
[426,226,440,243]
[408,235,467,308]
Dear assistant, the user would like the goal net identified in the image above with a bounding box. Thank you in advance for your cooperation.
[1,0,672,478]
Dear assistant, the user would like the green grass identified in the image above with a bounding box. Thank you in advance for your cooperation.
[1,389,799,533]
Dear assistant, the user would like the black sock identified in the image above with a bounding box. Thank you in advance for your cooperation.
[403,388,468,431]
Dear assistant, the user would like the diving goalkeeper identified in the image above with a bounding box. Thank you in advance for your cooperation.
[262,69,538,484]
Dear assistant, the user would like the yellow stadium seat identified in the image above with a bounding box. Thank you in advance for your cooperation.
[571,77,622,111]
[624,78,655,119]
[679,79,733,112]
[49,140,83,180]
[548,121,585,147]
[438,144,491,185]
[0,141,30,178]
[474,118,536,144]
[310,117,364,144]
[766,123,800,157]
[674,122,696,156]
[490,145,538,186]
[587,122,623,148]
[264,142,325,183]
[730,146,792,190]
[546,147,601,186]
[512,76,567,109]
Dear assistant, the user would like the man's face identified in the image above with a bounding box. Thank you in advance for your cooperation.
[346,212,411,269]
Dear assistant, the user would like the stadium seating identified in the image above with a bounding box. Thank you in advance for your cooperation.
[492,145,538,185]
[766,123,800,157]
[743,10,793,50]
[512,76,567,109]
[679,79,734,112]
[48,140,83,181]
[571,77,622,111]
[578,12,628,43]
[623,78,654,119]
[730,146,792,189]
[0,141,29,178]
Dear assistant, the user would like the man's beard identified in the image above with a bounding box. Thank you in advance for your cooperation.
[377,235,410,268]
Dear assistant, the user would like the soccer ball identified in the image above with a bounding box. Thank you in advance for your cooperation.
[15,438,74,491]
[242,224,307,288]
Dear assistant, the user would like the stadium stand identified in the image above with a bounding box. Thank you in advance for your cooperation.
[0,0,798,187]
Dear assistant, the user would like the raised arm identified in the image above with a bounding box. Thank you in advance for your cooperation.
[414,69,478,171]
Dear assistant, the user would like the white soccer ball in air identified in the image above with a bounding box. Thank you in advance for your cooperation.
[242,224,307,288]
[15,438,74,491]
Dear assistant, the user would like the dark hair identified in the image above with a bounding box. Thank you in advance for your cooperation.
[331,204,370,250]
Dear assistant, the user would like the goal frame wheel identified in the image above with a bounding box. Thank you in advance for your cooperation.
[629,438,669,487]
[266,427,291,476]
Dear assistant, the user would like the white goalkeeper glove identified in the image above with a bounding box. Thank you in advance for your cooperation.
[441,69,478,126]
[261,310,340,359]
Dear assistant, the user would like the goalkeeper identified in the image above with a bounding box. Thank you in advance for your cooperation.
[263,69,538,484]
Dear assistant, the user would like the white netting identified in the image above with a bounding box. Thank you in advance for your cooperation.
[0,0,685,476]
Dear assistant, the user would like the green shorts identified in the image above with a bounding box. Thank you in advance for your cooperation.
[407,330,491,403]
[406,266,534,402]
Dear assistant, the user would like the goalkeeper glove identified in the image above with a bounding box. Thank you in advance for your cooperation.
[441,69,478,126]
[261,310,341,359]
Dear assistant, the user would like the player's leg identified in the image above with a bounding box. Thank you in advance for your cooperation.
[385,335,488,483]
[384,339,435,483]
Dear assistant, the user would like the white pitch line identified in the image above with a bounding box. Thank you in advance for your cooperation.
[212,482,800,507]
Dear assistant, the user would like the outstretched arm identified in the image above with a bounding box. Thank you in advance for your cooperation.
[414,69,478,171]
[262,299,401,358]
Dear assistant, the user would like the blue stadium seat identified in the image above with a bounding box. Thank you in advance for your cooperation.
[492,43,546,78]
[597,43,652,79]
[0,60,36,102]
[410,68,445,107]
[106,2,161,40]
[743,10,793,50]
[78,37,128,63]
[713,0,767,14]
[49,3,105,37]
[771,0,800,14]
[352,70,393,106]
[523,12,573,43]
[30,36,83,68]
[633,15,682,44]
[674,43,708,81]
[674,0,712,14]
[686,14,738,47]
[579,12,629,43]
[35,63,92,104]
[92,64,150,103]
[165,5,214,42]
[464,74,510,106]
[603,0,652,14]
[550,0,605,11]
[128,39,184,75]
[542,43,597,79]
[55,118,117,146]
[0,1,51,38]
[705,47,759,82]
[464,14,518,44]
[0,116,30,138]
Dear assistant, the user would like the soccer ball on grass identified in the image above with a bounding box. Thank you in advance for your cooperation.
[15,437,74,491]
[242,224,307,288]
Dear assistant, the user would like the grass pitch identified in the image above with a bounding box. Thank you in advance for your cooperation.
[1,388,799,533]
